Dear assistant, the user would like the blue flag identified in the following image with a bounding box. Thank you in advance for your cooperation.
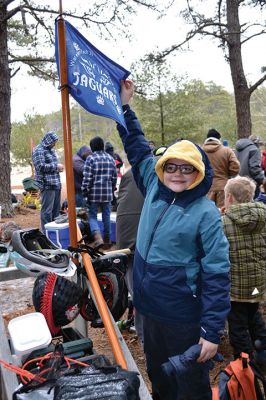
[55,20,130,128]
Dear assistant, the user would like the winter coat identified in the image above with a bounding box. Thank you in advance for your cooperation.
[235,139,264,186]
[116,169,144,250]
[222,202,266,301]
[202,138,240,191]
[81,151,117,203]
[261,150,266,171]
[117,105,230,344]
[32,132,61,191]
[73,146,91,193]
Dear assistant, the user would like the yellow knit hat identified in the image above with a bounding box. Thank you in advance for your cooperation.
[155,140,205,190]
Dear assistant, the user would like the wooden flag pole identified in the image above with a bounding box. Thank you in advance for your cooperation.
[57,1,127,369]
[57,1,77,247]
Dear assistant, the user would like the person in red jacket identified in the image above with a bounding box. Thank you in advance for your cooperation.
[261,148,266,172]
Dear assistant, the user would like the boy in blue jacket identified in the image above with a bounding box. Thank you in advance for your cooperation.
[117,80,230,400]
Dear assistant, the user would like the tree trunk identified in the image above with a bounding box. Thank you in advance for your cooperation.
[0,2,13,217]
[227,0,252,138]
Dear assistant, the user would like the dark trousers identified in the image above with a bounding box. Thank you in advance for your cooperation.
[41,189,61,232]
[228,301,266,358]
[143,316,212,400]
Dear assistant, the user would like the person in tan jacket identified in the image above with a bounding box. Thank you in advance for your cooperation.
[202,129,240,208]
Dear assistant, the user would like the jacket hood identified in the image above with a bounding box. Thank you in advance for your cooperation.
[202,139,222,153]
[155,140,206,190]
[77,145,92,160]
[105,141,114,152]
[41,131,58,148]
[235,138,254,152]
[225,202,266,233]
[153,141,213,207]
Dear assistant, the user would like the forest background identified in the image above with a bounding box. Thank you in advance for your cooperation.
[1,0,266,216]
[11,78,266,171]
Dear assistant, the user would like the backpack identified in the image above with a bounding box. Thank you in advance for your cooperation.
[212,352,266,400]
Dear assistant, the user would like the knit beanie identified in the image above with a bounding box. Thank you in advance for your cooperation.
[90,136,104,152]
[155,140,205,190]
[207,129,221,140]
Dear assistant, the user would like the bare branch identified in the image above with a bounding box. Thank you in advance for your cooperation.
[10,66,20,78]
[3,0,16,7]
[249,74,266,94]
[241,29,266,44]
[8,56,54,64]
[4,6,23,21]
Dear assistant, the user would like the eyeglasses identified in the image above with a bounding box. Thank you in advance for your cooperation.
[163,163,197,175]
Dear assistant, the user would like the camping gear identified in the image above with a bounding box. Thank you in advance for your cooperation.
[45,220,81,249]
[212,352,266,400]
[7,313,52,360]
[53,365,140,399]
[32,272,83,336]
[22,178,39,192]
[10,228,76,277]
[10,343,139,400]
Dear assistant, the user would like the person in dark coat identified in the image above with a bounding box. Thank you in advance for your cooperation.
[32,131,64,231]
[73,145,92,207]
[235,134,266,198]
[116,167,144,342]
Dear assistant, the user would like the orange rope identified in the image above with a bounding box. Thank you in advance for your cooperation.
[0,352,90,385]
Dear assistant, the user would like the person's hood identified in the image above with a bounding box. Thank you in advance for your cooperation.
[105,142,114,153]
[153,140,213,207]
[225,202,266,233]
[77,145,92,160]
[41,131,58,148]
[155,140,206,190]
[202,138,222,153]
[235,138,254,152]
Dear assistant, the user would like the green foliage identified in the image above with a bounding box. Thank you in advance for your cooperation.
[11,113,47,169]
[13,79,266,165]
[133,79,237,147]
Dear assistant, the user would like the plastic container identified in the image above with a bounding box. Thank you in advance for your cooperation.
[8,312,52,358]
[45,220,81,249]
[97,212,116,242]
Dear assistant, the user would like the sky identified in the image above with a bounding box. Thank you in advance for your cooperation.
[10,0,266,122]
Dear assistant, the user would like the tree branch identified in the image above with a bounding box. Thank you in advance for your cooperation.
[3,0,16,7]
[4,6,23,21]
[241,29,266,44]
[249,74,266,94]
[10,66,20,78]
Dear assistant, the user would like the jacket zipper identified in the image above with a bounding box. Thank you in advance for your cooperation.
[140,196,176,294]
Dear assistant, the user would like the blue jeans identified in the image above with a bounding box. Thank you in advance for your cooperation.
[41,189,61,231]
[75,192,86,208]
[143,316,212,400]
[88,202,111,238]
